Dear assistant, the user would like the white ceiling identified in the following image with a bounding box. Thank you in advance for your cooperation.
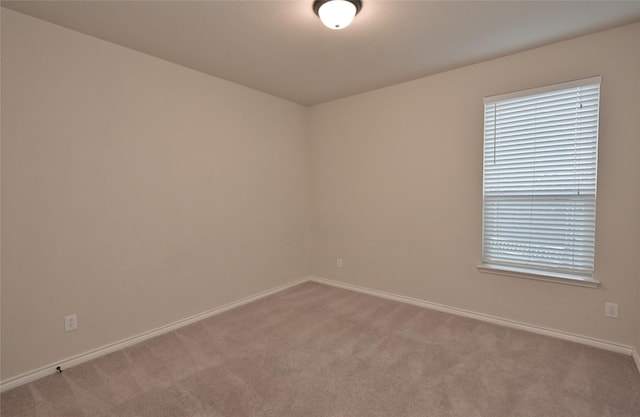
[3,0,640,106]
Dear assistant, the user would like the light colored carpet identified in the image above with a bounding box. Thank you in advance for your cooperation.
[2,281,640,416]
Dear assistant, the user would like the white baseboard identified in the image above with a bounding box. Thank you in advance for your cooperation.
[0,277,309,393]
[309,276,635,357]
[3,275,636,392]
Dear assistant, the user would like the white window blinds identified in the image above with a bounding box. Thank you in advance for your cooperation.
[482,76,601,282]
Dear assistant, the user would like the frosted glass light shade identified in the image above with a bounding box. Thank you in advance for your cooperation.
[317,0,358,30]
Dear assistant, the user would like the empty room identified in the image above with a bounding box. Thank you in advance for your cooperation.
[1,1,640,416]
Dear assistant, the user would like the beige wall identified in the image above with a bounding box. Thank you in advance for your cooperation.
[1,9,311,380]
[310,23,640,347]
[2,8,640,384]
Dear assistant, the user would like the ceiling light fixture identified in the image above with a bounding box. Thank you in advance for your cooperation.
[313,0,362,30]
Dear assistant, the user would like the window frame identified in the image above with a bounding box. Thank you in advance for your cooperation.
[478,76,601,288]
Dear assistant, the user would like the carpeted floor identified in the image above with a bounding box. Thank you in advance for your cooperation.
[2,281,640,416]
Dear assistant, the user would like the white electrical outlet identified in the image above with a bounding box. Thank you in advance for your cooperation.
[64,314,78,331]
[604,303,619,318]
[337,258,343,268]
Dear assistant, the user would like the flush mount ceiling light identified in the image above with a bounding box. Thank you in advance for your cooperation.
[313,0,362,30]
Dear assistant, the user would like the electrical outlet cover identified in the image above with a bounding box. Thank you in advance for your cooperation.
[604,303,619,318]
[64,314,78,331]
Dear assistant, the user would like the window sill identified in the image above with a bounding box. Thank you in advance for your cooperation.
[477,264,600,288]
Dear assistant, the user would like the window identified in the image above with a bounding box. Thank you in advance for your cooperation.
[480,76,601,286]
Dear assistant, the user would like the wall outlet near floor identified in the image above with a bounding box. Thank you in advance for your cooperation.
[64,314,78,331]
[337,258,343,268]
[604,303,619,318]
